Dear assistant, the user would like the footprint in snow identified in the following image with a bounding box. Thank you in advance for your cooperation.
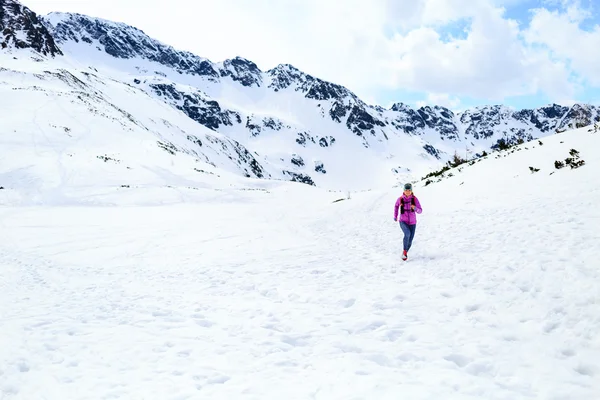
[396,352,422,363]
[574,364,595,377]
[465,362,494,376]
[502,334,518,342]
[152,310,171,317]
[444,354,471,368]
[383,329,404,342]
[18,362,30,373]
[280,334,311,347]
[560,348,576,358]
[355,320,386,334]
[207,375,230,385]
[364,353,392,367]
[465,304,481,312]
[195,319,214,328]
[335,344,363,354]
[544,321,560,333]
[406,334,418,342]
[339,298,356,308]
[177,349,192,358]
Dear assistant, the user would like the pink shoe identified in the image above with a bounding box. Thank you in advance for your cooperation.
[402,250,408,261]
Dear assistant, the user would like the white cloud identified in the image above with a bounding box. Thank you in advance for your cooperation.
[423,93,463,110]
[524,3,600,86]
[23,0,597,106]
[386,1,574,101]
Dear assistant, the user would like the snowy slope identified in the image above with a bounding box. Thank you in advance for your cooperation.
[0,52,280,206]
[1,125,599,400]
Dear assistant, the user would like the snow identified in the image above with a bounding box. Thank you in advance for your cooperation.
[1,7,600,398]
[1,125,599,399]
[0,52,278,206]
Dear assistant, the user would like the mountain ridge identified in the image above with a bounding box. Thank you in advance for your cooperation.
[2,0,599,192]
[37,10,600,154]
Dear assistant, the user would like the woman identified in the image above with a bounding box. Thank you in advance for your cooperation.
[393,183,423,261]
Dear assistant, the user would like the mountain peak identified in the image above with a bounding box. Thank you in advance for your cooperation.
[42,11,220,79]
[390,102,413,112]
[267,63,313,91]
[0,0,62,56]
[219,56,263,87]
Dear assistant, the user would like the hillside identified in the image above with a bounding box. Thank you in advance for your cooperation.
[0,52,281,205]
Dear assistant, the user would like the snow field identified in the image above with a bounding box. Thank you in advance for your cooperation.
[1,48,599,399]
[1,123,599,400]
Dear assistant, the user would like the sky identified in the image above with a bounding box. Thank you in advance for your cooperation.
[24,0,600,111]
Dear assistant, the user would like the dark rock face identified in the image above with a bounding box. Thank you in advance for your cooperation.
[291,154,304,167]
[513,104,569,133]
[296,132,314,147]
[329,101,349,123]
[220,57,262,87]
[245,115,288,137]
[418,106,459,140]
[268,63,349,101]
[346,105,386,136]
[458,103,599,144]
[315,161,326,174]
[267,64,310,91]
[263,117,284,131]
[423,144,441,159]
[557,104,600,131]
[245,118,262,137]
[204,135,268,179]
[150,83,240,131]
[460,105,510,140]
[305,80,348,101]
[0,0,62,56]
[391,103,459,140]
[283,171,315,186]
[318,136,335,147]
[390,103,425,134]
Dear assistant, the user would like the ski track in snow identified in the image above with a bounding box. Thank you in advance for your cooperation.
[1,183,599,399]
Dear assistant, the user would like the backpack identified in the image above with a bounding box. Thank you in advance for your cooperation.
[400,195,416,214]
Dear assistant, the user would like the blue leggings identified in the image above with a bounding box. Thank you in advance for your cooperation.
[400,222,417,251]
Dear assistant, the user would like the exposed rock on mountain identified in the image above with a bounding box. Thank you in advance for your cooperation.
[0,0,62,56]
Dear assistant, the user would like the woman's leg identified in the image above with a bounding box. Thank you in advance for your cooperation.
[407,224,417,251]
[399,222,411,251]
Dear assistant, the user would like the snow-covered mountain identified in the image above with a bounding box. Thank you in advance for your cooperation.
[0,0,61,56]
[2,0,600,198]
[42,11,600,155]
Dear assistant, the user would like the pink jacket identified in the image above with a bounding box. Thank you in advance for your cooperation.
[394,194,422,225]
